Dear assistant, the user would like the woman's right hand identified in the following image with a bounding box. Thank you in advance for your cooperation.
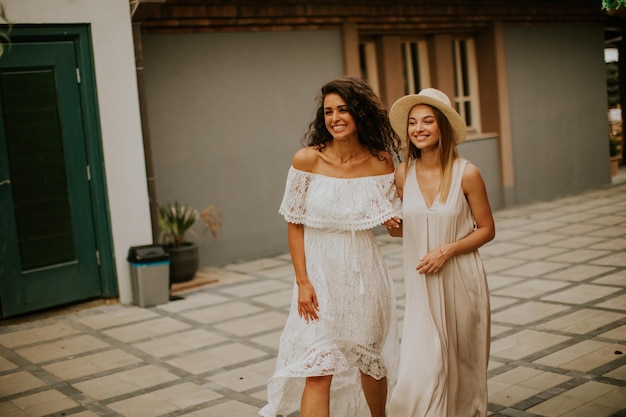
[297,281,319,323]
[383,217,403,237]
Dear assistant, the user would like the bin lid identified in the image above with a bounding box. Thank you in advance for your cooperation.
[127,244,169,263]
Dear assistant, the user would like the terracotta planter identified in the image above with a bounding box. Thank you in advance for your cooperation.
[165,243,199,283]
[610,155,622,177]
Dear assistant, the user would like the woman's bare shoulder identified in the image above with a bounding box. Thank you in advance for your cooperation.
[292,147,321,172]
[395,161,407,183]
[396,161,408,176]
[370,150,395,175]
[461,160,488,194]
[462,161,484,182]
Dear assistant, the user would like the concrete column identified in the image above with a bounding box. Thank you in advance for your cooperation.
[493,21,516,206]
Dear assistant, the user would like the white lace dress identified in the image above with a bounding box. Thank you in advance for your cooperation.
[259,166,401,417]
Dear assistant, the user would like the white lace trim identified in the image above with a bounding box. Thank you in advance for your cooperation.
[275,341,387,379]
[278,166,402,230]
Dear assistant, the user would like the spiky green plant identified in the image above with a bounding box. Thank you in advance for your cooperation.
[158,202,200,247]
[158,202,222,247]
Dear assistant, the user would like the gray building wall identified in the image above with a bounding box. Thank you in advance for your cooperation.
[142,24,611,268]
[142,30,343,267]
[504,24,610,205]
[458,136,503,210]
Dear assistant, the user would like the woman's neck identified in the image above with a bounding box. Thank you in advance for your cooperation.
[327,141,366,164]
[418,148,440,169]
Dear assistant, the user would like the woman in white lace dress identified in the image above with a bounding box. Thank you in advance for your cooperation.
[383,88,495,417]
[259,77,401,417]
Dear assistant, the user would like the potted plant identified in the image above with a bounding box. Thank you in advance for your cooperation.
[158,202,222,283]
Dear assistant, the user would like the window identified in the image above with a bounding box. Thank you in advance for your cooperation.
[401,40,430,95]
[453,37,481,133]
[359,41,380,97]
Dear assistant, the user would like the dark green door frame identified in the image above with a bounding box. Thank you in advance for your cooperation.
[2,24,117,304]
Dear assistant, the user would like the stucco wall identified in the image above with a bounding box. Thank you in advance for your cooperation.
[142,30,343,267]
[504,24,610,205]
[3,0,152,304]
[459,136,503,210]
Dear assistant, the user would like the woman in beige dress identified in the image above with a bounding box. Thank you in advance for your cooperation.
[384,88,495,417]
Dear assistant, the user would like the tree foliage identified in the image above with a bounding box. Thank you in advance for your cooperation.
[603,0,626,10]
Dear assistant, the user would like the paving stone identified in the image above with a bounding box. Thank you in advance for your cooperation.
[0,182,625,416]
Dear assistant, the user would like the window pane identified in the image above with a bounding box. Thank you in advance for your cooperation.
[359,42,380,96]
[410,42,420,92]
[464,101,472,127]
[401,43,410,94]
[460,40,470,96]
[1,69,75,270]
[359,43,367,80]
[453,37,481,132]
[453,43,459,97]
[402,40,427,95]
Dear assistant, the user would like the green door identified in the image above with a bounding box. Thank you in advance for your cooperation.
[0,40,103,317]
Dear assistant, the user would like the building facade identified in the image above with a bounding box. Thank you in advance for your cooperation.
[0,0,621,316]
[138,1,616,268]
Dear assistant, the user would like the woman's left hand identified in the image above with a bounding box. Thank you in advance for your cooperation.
[416,246,448,275]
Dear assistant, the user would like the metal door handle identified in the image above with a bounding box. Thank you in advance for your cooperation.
[0,179,10,187]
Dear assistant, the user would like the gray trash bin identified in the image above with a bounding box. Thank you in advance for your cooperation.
[127,244,170,307]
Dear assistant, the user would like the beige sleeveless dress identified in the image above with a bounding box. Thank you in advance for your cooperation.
[388,158,490,417]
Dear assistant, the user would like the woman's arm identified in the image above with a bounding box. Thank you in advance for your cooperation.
[416,163,495,275]
[441,163,495,258]
[285,149,321,322]
[288,222,319,323]
[384,162,405,237]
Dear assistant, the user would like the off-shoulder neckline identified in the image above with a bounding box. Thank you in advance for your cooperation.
[290,166,394,180]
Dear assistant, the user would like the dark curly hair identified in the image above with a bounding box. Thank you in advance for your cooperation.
[303,76,400,160]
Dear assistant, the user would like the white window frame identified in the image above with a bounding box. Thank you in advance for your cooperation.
[453,37,481,133]
[359,41,380,97]
[401,39,430,95]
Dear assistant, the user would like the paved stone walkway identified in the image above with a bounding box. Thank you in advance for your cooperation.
[1,182,625,417]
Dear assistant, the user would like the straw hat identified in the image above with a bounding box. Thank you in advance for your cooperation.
[389,88,467,144]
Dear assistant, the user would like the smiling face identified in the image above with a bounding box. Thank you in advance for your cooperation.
[323,93,358,142]
[407,104,441,151]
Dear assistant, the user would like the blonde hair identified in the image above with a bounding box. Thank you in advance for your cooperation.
[403,105,459,203]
